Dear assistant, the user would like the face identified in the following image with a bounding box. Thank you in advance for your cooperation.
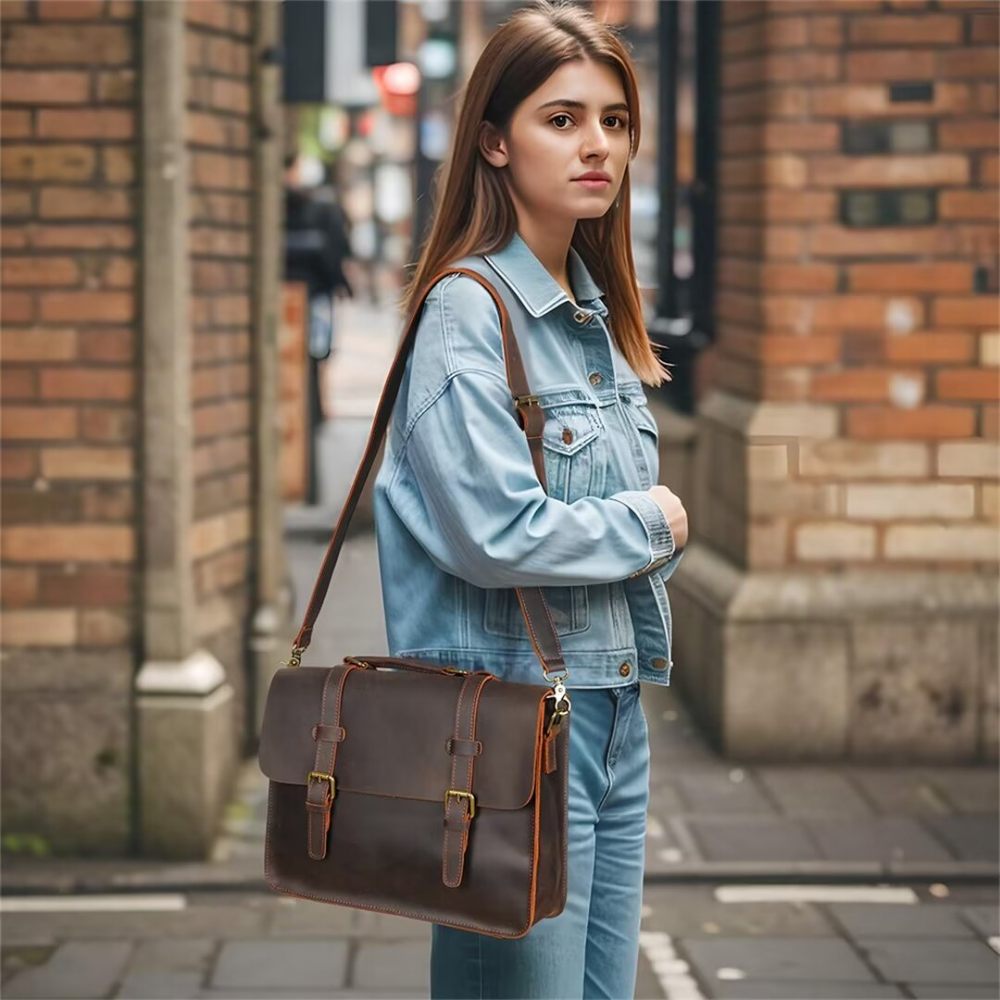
[481,58,632,226]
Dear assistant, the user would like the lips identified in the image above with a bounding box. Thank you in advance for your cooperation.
[574,172,611,182]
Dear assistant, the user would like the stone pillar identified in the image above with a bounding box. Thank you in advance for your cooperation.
[135,0,235,857]
[670,0,998,762]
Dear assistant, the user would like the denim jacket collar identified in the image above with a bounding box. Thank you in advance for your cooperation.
[483,230,609,319]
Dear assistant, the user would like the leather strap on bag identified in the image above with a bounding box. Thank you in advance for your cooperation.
[289,267,568,682]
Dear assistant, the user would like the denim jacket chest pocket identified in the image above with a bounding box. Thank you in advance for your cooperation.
[483,388,605,640]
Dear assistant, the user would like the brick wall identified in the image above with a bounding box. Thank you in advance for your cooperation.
[0,0,262,852]
[705,0,999,572]
[1,0,139,651]
[185,0,255,704]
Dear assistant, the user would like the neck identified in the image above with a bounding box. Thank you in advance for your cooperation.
[513,216,577,299]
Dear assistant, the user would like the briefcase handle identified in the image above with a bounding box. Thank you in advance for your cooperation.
[287,267,570,688]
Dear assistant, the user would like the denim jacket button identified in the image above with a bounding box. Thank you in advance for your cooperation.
[561,427,574,445]
[588,371,603,386]
[618,661,632,677]
[651,657,668,670]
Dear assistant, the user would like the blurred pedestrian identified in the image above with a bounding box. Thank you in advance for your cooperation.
[284,151,355,502]
[374,1,689,996]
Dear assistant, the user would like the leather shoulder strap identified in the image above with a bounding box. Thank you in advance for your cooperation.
[291,267,567,679]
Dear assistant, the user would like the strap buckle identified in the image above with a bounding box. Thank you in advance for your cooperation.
[444,789,476,819]
[513,393,539,407]
[307,771,336,799]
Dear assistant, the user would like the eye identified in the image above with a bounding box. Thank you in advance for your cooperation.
[548,113,629,130]
[550,113,573,129]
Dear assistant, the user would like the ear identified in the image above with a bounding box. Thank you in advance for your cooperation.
[479,121,509,169]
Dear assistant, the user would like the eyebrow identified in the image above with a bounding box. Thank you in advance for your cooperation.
[536,99,630,113]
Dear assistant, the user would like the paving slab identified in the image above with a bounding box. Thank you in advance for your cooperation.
[642,884,835,938]
[857,936,999,985]
[3,940,133,999]
[352,939,429,990]
[922,814,1000,861]
[753,768,875,817]
[672,770,775,815]
[707,979,905,999]
[114,937,215,999]
[210,939,349,992]
[804,816,954,863]
[688,818,822,863]
[961,904,1000,938]
[906,987,1000,999]
[679,936,877,984]
[827,902,978,939]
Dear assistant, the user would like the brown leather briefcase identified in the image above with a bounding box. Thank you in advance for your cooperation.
[258,267,574,939]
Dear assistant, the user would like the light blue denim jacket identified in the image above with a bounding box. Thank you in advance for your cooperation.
[373,230,686,689]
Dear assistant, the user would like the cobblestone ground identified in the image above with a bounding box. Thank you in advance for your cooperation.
[3,294,997,999]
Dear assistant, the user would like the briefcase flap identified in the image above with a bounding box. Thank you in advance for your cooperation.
[258,665,550,811]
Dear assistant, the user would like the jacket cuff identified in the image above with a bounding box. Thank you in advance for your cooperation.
[609,490,677,579]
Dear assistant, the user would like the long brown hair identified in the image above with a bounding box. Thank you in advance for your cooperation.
[399,0,672,386]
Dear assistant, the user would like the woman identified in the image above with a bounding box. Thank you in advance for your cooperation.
[373,2,689,996]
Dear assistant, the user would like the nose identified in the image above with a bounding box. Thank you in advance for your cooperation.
[581,119,611,158]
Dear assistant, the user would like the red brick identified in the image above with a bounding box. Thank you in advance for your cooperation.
[79,608,131,646]
[101,146,134,184]
[78,328,133,362]
[0,448,38,480]
[37,0,106,19]
[846,405,976,440]
[39,367,134,401]
[884,332,976,364]
[1,25,132,66]
[937,47,998,80]
[42,368,135,400]
[1,329,77,361]
[939,118,1000,151]
[809,154,969,188]
[1,566,38,607]
[1,524,134,562]
[185,1,230,30]
[980,154,998,186]
[812,369,925,402]
[39,187,132,220]
[969,12,999,45]
[847,14,962,46]
[936,368,1000,401]
[982,405,999,439]
[37,109,134,140]
[939,190,999,221]
[847,49,936,82]
[2,368,36,400]
[38,567,130,607]
[30,224,135,250]
[1,187,33,217]
[1,144,96,182]
[79,483,133,521]
[96,68,135,103]
[80,406,135,442]
[0,69,91,104]
[2,256,79,286]
[1,108,33,139]
[39,290,134,323]
[933,296,999,327]
[41,446,132,479]
[1,406,78,439]
[848,263,974,294]
[0,291,35,324]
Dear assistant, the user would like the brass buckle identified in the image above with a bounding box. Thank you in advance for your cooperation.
[513,393,539,407]
[444,789,476,819]
[307,771,336,799]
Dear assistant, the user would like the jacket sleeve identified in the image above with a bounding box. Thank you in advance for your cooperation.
[385,365,677,589]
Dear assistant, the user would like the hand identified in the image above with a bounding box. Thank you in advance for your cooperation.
[648,484,688,552]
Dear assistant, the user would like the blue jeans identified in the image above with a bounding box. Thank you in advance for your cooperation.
[430,682,650,999]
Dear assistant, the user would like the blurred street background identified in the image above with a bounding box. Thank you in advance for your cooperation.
[1,0,998,998]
